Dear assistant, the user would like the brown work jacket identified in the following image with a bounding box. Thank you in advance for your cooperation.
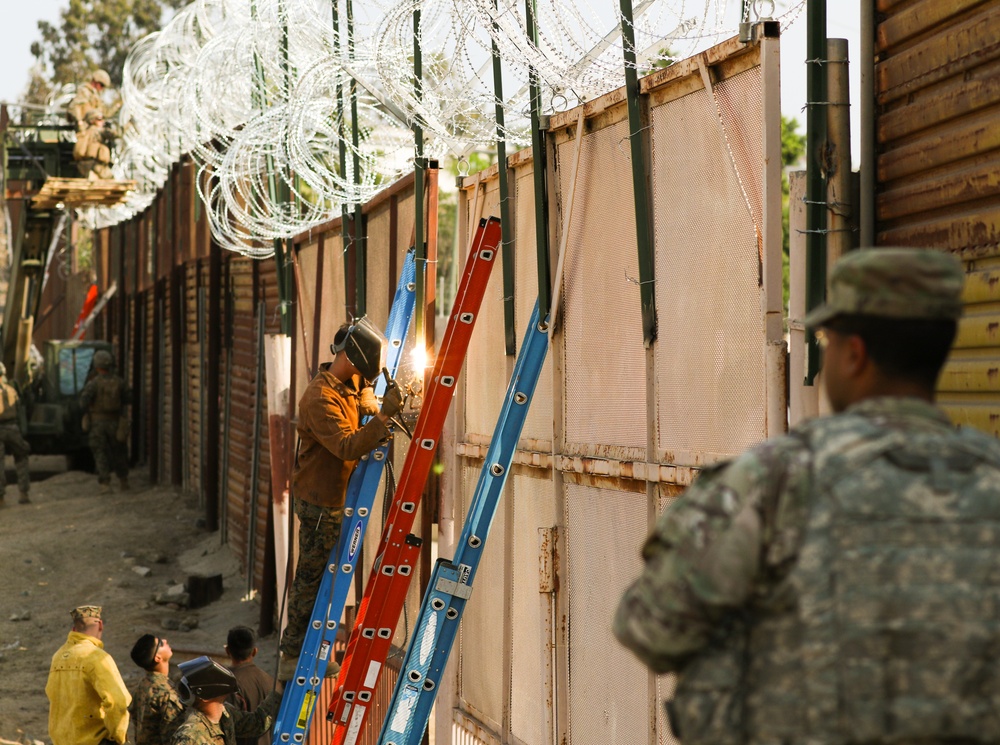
[292,364,388,509]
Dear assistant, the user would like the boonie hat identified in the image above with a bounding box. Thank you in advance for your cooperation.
[802,247,964,328]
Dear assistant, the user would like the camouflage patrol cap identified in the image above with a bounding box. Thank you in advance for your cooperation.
[802,247,964,328]
[92,69,111,87]
[71,605,102,622]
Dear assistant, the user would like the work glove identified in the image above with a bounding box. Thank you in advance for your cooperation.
[359,385,380,416]
[380,379,404,419]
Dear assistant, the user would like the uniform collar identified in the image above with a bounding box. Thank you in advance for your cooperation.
[318,363,360,398]
[844,396,953,428]
[67,630,104,649]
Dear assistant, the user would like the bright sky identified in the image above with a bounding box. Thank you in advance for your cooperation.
[1,1,861,160]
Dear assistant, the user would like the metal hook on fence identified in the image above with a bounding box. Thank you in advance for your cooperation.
[457,158,471,177]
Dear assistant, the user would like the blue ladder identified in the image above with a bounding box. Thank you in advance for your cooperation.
[376,300,549,745]
[272,249,417,744]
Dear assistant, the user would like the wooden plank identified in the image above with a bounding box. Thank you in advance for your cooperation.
[877,204,1000,252]
[876,8,1000,104]
[876,106,1000,183]
[955,309,1000,349]
[876,150,1000,221]
[878,62,1000,143]
[877,0,990,52]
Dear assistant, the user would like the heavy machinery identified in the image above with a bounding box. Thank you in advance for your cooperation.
[1,103,124,467]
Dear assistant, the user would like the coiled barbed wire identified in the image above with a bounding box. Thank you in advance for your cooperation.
[85,0,805,254]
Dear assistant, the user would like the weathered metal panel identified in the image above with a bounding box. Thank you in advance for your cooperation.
[876,5,1000,104]
[875,0,1000,358]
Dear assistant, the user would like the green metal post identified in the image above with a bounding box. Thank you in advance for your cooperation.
[805,0,828,383]
[347,0,365,316]
[525,0,551,322]
[493,0,516,354]
[414,3,426,345]
[332,0,352,317]
[619,0,656,345]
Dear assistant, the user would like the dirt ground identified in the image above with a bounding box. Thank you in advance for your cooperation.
[0,457,278,744]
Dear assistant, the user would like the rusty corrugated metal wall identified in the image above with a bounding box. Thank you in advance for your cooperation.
[874,0,1000,436]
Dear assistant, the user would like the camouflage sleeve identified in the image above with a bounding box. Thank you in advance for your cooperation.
[158,687,187,745]
[80,379,96,409]
[228,690,282,738]
[613,437,810,673]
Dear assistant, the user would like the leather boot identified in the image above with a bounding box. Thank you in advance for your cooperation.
[119,477,130,491]
[18,491,29,504]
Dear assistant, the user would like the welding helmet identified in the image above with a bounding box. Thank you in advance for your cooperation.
[177,656,238,704]
[331,317,387,384]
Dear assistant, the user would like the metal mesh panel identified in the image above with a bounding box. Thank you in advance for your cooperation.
[296,242,320,386]
[650,83,766,464]
[463,181,509,440]
[714,67,765,238]
[565,482,648,745]
[560,121,646,454]
[513,165,554,445]
[510,470,557,745]
[366,207,391,329]
[396,192,415,256]
[318,234,347,346]
[458,461,506,731]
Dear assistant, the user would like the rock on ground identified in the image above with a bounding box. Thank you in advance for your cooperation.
[0,458,277,744]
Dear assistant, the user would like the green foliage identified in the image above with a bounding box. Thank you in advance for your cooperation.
[27,0,186,101]
[780,115,806,314]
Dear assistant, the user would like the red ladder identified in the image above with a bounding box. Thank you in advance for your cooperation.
[326,216,502,745]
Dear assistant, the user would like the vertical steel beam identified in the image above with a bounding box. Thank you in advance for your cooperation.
[348,0,365,316]
[414,2,426,344]
[804,0,828,384]
[859,0,875,248]
[493,0,517,354]
[619,0,657,346]
[332,0,352,318]
[525,0,552,322]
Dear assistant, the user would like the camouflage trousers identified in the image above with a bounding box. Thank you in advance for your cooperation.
[279,499,344,658]
[89,418,129,483]
[0,422,30,494]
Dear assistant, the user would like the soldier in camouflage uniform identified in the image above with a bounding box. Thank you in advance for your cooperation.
[73,109,115,179]
[170,657,282,745]
[79,350,130,493]
[615,248,1000,745]
[276,319,402,681]
[0,362,30,505]
[130,634,185,745]
[68,70,118,131]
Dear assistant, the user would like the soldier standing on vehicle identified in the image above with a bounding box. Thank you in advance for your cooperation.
[0,362,30,505]
[46,605,131,745]
[73,110,115,180]
[69,69,119,131]
[614,248,1000,745]
[79,349,130,493]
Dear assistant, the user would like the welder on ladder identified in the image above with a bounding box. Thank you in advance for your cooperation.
[277,318,404,681]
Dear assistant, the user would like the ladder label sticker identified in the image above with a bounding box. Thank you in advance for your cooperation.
[419,612,437,664]
[296,690,316,730]
[364,660,382,689]
[319,640,330,661]
[349,523,362,561]
[344,703,366,745]
[388,685,420,734]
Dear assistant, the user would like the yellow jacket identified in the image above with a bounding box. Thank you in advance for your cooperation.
[46,631,132,745]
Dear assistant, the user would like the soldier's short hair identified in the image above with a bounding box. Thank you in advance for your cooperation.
[84,109,105,124]
[226,626,256,661]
